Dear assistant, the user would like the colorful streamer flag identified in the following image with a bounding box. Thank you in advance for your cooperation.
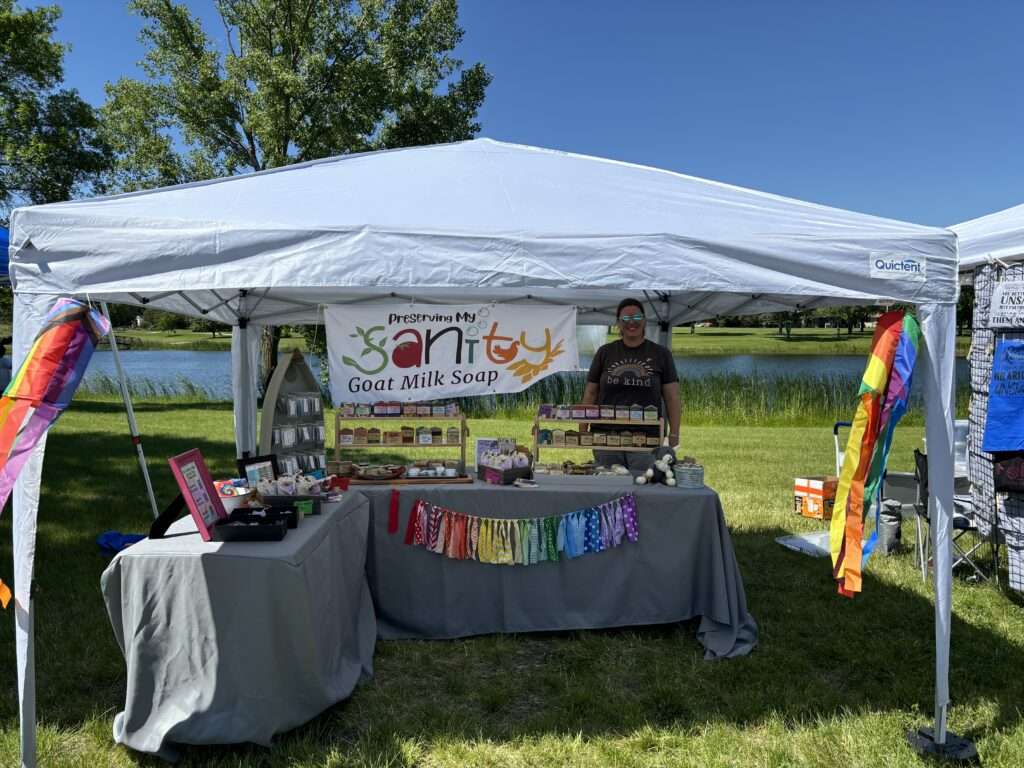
[404,493,639,565]
[0,298,109,607]
[830,310,920,598]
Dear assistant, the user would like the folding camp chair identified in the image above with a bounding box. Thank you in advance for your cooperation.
[913,449,986,582]
[833,421,851,476]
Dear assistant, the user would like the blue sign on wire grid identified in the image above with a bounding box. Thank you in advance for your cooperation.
[982,339,1024,452]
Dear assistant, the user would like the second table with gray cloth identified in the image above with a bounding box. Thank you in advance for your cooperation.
[101,493,377,759]
[359,476,757,660]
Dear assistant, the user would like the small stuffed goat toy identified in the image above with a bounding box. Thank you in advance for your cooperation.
[635,438,677,486]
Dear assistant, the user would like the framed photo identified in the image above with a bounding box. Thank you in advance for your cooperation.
[475,437,499,469]
[236,454,280,487]
[169,449,226,541]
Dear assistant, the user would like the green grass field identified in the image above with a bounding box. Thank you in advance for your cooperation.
[666,326,973,357]
[0,396,1020,767]
[97,326,973,357]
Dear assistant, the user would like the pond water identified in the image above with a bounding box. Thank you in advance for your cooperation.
[83,350,971,400]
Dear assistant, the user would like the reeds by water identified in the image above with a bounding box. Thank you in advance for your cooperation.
[79,373,220,401]
[78,370,969,425]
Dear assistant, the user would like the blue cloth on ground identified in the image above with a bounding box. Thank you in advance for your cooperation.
[97,531,146,554]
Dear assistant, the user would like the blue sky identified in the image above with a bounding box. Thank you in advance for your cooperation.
[27,0,1024,227]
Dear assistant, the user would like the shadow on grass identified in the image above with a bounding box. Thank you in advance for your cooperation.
[1,421,1022,765]
[165,524,1024,766]
[68,399,234,415]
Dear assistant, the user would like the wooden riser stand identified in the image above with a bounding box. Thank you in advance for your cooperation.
[533,410,664,465]
[334,412,469,482]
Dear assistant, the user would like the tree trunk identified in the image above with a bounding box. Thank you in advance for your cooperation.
[259,326,282,395]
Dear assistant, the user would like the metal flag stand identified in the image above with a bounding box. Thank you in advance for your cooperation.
[100,302,160,519]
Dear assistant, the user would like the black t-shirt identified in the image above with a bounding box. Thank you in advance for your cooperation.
[587,339,678,432]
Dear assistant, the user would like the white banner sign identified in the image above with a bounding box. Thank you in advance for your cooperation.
[326,304,579,403]
[989,283,1024,328]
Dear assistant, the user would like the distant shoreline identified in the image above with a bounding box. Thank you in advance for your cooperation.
[97,326,971,357]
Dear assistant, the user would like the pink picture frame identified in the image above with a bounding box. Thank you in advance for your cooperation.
[168,449,227,541]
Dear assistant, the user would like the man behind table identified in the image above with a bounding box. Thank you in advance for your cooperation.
[581,299,681,471]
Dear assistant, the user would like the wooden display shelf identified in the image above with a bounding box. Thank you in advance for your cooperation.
[337,442,465,449]
[533,408,664,464]
[336,414,464,421]
[536,418,660,427]
[335,410,468,470]
[259,350,326,474]
[538,444,658,452]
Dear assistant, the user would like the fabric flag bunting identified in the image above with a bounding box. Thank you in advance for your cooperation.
[0,298,109,607]
[830,310,920,598]
[404,493,639,566]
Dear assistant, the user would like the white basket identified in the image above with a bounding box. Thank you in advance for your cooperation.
[674,464,704,489]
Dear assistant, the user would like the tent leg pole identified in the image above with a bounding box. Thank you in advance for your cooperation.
[906,303,978,764]
[19,600,35,768]
[101,303,159,519]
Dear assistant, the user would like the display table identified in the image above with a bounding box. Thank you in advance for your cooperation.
[101,493,376,758]
[360,476,757,660]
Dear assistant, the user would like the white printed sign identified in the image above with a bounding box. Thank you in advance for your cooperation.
[989,283,1024,328]
[869,253,927,281]
[326,304,579,403]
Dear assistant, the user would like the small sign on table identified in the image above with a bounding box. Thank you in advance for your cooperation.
[168,449,227,541]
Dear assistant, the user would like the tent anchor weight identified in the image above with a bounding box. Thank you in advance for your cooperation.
[906,728,979,764]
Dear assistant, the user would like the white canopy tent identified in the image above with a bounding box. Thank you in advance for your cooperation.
[953,202,1024,272]
[8,138,961,766]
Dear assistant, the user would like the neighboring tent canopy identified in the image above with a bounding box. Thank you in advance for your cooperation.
[9,138,957,323]
[1,226,8,283]
[952,202,1024,272]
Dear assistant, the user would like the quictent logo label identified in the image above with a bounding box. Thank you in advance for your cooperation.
[869,253,927,281]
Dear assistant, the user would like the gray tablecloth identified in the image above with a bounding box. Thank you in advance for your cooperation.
[101,493,376,757]
[360,476,757,660]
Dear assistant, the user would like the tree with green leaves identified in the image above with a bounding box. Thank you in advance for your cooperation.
[190,316,229,337]
[0,0,109,216]
[102,0,490,387]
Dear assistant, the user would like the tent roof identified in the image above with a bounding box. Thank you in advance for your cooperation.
[951,202,1024,272]
[9,138,957,325]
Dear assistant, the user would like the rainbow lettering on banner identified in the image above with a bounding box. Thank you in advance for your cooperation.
[326,304,579,403]
[829,310,920,598]
[0,298,109,607]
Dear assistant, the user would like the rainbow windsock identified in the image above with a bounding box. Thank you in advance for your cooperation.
[0,298,109,607]
[830,310,920,598]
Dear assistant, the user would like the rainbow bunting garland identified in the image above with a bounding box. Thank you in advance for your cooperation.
[830,310,920,598]
[404,493,639,565]
[0,298,109,607]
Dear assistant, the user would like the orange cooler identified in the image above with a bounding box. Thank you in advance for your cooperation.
[793,476,838,520]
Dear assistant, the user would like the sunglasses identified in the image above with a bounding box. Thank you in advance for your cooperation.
[618,313,644,323]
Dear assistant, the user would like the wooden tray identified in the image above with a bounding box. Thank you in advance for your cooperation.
[347,475,474,485]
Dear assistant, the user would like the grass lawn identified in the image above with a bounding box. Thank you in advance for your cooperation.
[666,326,973,357]
[1,397,1021,766]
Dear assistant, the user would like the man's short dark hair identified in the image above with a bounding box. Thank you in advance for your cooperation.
[616,298,645,318]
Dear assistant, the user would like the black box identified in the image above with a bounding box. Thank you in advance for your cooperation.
[211,517,288,542]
